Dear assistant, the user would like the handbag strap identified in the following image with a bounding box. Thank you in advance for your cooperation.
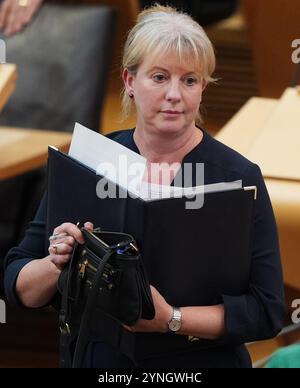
[59,221,88,367]
[59,239,79,367]
[72,249,136,367]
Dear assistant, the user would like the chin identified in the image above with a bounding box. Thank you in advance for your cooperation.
[155,121,188,136]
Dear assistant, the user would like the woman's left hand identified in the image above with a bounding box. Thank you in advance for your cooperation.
[124,285,172,333]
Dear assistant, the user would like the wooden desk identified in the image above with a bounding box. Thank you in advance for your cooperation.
[0,64,17,111]
[0,64,71,179]
[216,97,300,290]
[0,126,71,181]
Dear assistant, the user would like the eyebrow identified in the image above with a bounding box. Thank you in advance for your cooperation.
[148,66,200,76]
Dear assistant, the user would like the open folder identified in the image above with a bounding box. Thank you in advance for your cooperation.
[47,146,256,307]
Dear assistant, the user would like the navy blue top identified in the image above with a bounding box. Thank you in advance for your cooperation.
[4,128,286,367]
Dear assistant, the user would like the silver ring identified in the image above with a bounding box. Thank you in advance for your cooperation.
[49,232,67,241]
[18,0,29,7]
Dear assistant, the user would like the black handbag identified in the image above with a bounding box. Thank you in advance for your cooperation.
[58,225,155,368]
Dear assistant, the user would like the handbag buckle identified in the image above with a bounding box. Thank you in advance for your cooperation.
[59,322,71,335]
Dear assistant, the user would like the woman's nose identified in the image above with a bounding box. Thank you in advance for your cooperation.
[165,80,181,102]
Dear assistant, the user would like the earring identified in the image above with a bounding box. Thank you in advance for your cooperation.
[129,92,134,99]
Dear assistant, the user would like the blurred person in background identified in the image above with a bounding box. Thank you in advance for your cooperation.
[0,0,43,36]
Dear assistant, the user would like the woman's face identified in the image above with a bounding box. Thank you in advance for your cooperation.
[123,52,205,136]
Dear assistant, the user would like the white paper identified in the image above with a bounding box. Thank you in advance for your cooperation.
[68,122,242,202]
[69,123,146,194]
[139,180,242,201]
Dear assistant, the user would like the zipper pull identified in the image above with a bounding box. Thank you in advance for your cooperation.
[79,259,88,279]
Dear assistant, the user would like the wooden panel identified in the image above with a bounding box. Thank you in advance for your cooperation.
[266,179,300,289]
[247,337,286,365]
[247,324,300,366]
[0,127,71,180]
[0,64,17,111]
[247,88,300,180]
[204,13,258,128]
[216,96,276,154]
[242,0,300,98]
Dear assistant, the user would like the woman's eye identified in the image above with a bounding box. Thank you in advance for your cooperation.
[185,77,197,86]
[152,74,166,82]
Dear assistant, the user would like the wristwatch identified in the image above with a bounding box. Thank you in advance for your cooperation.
[168,307,182,332]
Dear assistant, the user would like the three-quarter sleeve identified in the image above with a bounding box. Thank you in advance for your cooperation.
[4,193,48,307]
[221,164,286,344]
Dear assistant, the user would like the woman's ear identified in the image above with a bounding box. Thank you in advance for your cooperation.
[122,68,135,97]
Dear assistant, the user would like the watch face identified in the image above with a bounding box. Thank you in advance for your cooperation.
[169,319,181,332]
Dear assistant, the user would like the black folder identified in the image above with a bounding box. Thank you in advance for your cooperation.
[47,147,256,307]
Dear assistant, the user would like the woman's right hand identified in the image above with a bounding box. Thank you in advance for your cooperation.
[48,221,94,271]
[0,0,44,37]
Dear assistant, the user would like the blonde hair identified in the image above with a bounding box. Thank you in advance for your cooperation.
[121,4,216,125]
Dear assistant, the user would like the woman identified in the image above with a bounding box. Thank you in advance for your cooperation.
[4,4,285,367]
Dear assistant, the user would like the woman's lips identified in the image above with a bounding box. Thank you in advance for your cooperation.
[161,110,183,114]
